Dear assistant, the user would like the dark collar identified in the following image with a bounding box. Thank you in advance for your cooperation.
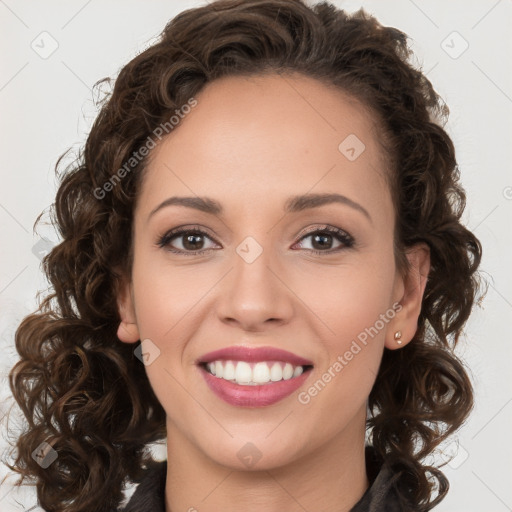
[120,446,417,511]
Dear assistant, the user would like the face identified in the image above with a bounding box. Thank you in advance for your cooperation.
[117,72,428,471]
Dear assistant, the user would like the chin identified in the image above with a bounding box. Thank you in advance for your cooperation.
[201,434,306,472]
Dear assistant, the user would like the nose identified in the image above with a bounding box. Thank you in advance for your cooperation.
[215,241,294,332]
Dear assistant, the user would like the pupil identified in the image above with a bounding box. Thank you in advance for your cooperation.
[312,233,331,250]
[181,232,333,251]
[184,233,203,250]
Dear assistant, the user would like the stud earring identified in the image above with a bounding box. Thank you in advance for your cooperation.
[394,331,402,345]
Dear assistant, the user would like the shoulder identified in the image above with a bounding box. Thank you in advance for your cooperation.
[119,447,430,512]
[119,460,167,512]
[350,446,423,512]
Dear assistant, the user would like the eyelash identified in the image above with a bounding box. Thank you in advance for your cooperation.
[157,224,355,256]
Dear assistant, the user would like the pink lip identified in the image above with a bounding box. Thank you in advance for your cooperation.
[197,346,313,366]
[199,365,312,407]
[196,345,313,407]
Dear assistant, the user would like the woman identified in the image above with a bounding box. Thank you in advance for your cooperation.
[6,1,482,511]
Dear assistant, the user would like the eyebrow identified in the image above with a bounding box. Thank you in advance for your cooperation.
[148,193,372,223]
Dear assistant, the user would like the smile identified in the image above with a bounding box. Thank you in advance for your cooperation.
[203,360,308,385]
[197,345,314,407]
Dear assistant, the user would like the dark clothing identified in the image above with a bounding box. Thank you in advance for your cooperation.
[120,446,418,511]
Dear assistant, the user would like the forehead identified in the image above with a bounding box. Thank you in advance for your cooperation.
[139,72,391,218]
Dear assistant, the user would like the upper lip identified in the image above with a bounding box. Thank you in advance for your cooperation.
[197,346,313,367]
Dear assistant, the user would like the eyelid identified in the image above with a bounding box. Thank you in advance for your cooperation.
[157,224,355,255]
[297,224,352,239]
[293,224,354,252]
[157,225,221,251]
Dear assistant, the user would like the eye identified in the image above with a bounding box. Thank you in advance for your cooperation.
[293,226,354,254]
[157,224,354,256]
[157,226,220,255]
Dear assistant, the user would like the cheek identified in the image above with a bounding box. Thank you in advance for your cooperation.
[131,250,214,340]
[294,251,396,341]
[295,295,390,446]
[294,252,395,409]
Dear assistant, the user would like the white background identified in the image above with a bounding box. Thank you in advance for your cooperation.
[0,1,511,511]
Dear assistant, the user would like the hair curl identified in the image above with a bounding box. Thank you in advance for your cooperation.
[5,1,483,511]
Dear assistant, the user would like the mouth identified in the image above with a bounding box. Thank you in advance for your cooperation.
[196,345,314,407]
[199,360,313,386]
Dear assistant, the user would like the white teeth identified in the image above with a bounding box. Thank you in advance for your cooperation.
[235,361,252,383]
[223,361,236,380]
[283,363,294,380]
[270,362,282,381]
[252,362,271,384]
[215,360,224,378]
[204,360,309,385]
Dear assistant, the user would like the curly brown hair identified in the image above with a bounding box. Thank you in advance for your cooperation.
[4,1,482,511]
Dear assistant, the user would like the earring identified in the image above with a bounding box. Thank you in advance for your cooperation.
[394,331,402,345]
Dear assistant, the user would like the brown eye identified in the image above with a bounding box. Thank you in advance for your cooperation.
[182,232,206,250]
[294,227,354,254]
[158,228,220,255]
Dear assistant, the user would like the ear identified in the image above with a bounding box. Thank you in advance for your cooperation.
[385,243,430,350]
[116,277,140,344]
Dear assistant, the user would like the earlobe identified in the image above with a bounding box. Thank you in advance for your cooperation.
[116,278,140,344]
[385,243,430,350]
[117,321,140,343]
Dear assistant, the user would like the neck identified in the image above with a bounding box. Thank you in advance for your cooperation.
[164,405,369,512]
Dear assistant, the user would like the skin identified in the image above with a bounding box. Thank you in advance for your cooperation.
[117,72,430,512]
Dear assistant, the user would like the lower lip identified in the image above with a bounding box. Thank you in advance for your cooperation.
[199,365,312,407]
